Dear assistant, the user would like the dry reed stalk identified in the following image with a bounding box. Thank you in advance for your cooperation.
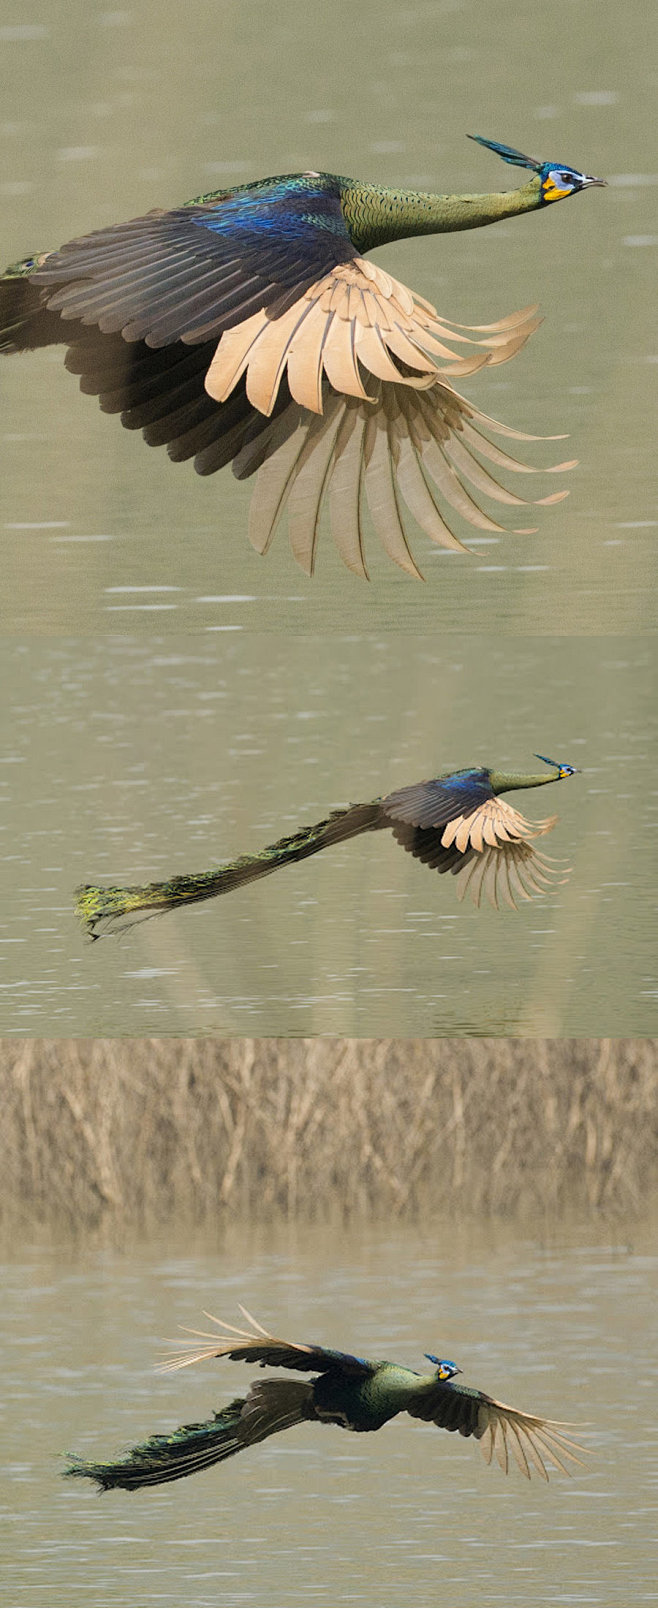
[0,1037,655,1235]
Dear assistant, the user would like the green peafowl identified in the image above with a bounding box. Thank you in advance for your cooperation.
[75,753,578,937]
[1,137,604,578]
[63,1306,587,1492]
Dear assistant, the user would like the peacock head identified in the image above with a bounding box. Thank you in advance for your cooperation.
[538,161,607,205]
[534,753,581,780]
[468,135,606,205]
[425,1355,462,1381]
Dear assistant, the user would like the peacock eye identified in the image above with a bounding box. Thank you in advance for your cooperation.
[559,171,574,185]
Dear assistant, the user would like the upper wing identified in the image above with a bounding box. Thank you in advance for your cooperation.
[160,1305,375,1379]
[27,177,358,348]
[384,787,557,852]
[406,1380,587,1480]
[5,237,574,578]
[381,770,495,828]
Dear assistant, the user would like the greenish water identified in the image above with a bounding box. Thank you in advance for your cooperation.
[2,634,655,1037]
[3,1214,657,1606]
[1,0,656,634]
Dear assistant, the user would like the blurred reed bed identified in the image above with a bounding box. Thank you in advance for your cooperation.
[1,1037,655,1234]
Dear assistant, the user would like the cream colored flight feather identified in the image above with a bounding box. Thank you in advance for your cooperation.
[454,840,568,911]
[441,796,557,854]
[442,798,567,910]
[205,259,542,415]
[202,260,575,577]
[466,1398,585,1481]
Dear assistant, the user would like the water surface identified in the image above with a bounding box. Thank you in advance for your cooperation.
[3,1213,657,1606]
[2,634,655,1036]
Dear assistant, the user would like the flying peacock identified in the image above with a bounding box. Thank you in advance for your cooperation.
[63,1306,587,1491]
[75,753,578,937]
[1,137,604,578]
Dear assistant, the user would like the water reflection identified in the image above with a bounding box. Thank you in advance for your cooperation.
[3,1214,657,1605]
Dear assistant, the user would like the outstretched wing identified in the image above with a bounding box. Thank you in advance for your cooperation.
[56,330,570,579]
[383,786,568,910]
[382,775,559,850]
[26,177,358,347]
[407,1380,587,1480]
[389,823,568,910]
[161,1305,375,1379]
[2,213,574,578]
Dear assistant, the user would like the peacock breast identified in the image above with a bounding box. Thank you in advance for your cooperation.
[312,1363,421,1431]
[311,1369,392,1432]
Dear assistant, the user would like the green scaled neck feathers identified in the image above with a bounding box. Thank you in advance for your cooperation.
[490,755,579,794]
[340,176,542,252]
[167,133,604,255]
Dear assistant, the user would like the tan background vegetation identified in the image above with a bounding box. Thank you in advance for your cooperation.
[1,1038,655,1235]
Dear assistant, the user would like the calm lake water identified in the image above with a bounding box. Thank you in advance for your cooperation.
[2,634,656,1037]
[1,0,656,634]
[3,1213,657,1607]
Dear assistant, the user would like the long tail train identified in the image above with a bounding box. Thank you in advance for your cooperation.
[63,1379,313,1491]
[75,803,381,938]
[64,1400,247,1491]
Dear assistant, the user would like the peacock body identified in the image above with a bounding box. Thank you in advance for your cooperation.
[63,1307,587,1492]
[1,138,604,578]
[75,754,578,937]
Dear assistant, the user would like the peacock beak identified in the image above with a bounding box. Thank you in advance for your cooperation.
[582,174,607,187]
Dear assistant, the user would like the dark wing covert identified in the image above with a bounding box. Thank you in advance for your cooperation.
[381,769,494,829]
[29,180,358,348]
[161,1307,375,1378]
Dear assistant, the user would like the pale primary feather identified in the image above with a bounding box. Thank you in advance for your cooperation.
[454,841,567,910]
[242,369,575,577]
[204,260,540,416]
[441,797,557,853]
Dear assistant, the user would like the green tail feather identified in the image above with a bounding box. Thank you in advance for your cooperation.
[75,801,382,938]
[63,1398,247,1491]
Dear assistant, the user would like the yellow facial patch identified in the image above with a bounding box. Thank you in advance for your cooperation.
[542,178,572,203]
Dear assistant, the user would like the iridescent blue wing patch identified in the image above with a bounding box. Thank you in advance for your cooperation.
[29,175,357,348]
